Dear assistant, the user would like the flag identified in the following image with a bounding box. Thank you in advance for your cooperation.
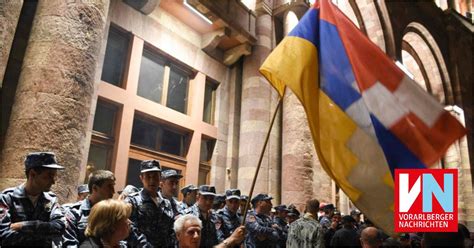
[259,0,466,235]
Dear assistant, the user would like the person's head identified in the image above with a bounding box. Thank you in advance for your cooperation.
[360,227,383,248]
[399,233,411,248]
[274,205,289,219]
[181,184,198,205]
[160,169,183,198]
[213,194,226,210]
[139,160,161,194]
[174,214,202,248]
[225,189,241,213]
[351,209,362,223]
[77,184,89,201]
[85,199,131,243]
[88,170,116,203]
[323,203,335,217]
[118,185,139,201]
[196,185,216,212]
[24,152,64,193]
[305,199,320,216]
[341,215,356,229]
[332,211,342,223]
[251,194,273,215]
[286,207,300,224]
[422,230,464,248]
[240,195,249,213]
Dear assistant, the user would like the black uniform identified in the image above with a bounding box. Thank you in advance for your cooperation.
[217,206,241,239]
[0,185,66,247]
[245,210,279,248]
[62,198,92,246]
[126,189,175,247]
[274,216,288,247]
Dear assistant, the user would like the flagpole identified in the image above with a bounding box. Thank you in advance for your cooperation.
[241,96,283,226]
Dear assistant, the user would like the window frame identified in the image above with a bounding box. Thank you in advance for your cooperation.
[203,79,219,124]
[87,99,120,181]
[100,23,132,88]
[136,43,195,114]
[131,113,192,158]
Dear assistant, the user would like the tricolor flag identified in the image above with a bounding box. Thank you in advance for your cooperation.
[260,0,466,234]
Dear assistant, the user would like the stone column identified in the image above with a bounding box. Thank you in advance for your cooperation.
[237,0,276,197]
[281,10,332,210]
[0,0,23,84]
[445,108,474,231]
[0,0,110,202]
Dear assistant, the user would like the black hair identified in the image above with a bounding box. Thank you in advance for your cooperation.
[25,167,48,179]
[88,170,116,192]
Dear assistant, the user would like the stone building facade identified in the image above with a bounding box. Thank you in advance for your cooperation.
[1,0,473,230]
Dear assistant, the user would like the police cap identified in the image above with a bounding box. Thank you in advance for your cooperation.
[225,189,241,200]
[25,152,65,170]
[140,160,161,173]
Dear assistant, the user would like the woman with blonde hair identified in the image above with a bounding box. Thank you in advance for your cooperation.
[80,199,131,248]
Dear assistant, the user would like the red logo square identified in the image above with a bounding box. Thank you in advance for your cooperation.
[394,169,458,232]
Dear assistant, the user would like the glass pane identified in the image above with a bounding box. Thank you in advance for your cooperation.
[137,49,165,104]
[160,128,186,156]
[131,117,158,150]
[101,27,129,86]
[203,83,215,124]
[200,139,215,162]
[85,144,110,183]
[126,158,143,188]
[166,67,188,113]
[198,167,209,186]
[92,102,116,136]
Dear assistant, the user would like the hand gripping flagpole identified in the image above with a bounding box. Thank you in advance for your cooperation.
[241,96,283,226]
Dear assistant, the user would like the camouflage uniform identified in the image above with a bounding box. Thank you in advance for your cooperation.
[184,203,220,247]
[273,216,288,248]
[178,201,193,212]
[286,213,324,248]
[319,215,331,229]
[0,185,66,247]
[244,210,279,248]
[217,206,241,239]
[126,189,175,247]
[62,198,92,246]
[168,196,184,219]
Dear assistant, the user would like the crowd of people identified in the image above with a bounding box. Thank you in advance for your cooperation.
[0,152,472,247]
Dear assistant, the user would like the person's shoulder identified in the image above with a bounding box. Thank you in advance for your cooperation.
[126,191,141,201]
[79,237,101,248]
[1,186,16,195]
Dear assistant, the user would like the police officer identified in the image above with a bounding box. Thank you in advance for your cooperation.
[178,184,198,211]
[160,169,184,219]
[319,203,335,229]
[62,170,116,246]
[217,189,242,240]
[76,184,89,201]
[62,184,89,211]
[245,193,279,248]
[126,160,175,247]
[0,152,66,246]
[239,195,249,215]
[184,185,221,247]
[273,205,289,248]
[286,206,300,225]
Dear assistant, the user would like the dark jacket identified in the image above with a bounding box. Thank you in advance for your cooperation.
[126,189,175,247]
[244,210,279,248]
[63,198,92,246]
[217,206,242,239]
[0,184,66,247]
